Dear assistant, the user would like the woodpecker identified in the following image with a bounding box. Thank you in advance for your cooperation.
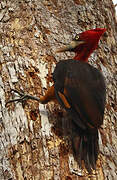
[6,28,106,173]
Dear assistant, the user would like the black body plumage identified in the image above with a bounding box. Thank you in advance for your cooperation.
[53,59,106,172]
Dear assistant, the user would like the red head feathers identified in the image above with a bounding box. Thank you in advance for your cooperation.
[56,28,106,62]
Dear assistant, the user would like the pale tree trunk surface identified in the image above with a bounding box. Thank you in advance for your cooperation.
[0,0,117,179]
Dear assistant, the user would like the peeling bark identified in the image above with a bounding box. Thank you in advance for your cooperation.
[0,0,117,179]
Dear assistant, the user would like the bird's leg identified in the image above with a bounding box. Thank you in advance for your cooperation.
[6,85,57,106]
[39,85,57,104]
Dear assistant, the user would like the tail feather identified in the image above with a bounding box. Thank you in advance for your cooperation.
[78,137,83,168]
[90,140,96,169]
[86,139,92,173]
[72,130,99,173]
[85,150,92,173]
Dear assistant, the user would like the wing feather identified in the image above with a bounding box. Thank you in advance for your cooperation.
[53,60,106,130]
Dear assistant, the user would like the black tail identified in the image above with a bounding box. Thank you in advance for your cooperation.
[72,129,99,173]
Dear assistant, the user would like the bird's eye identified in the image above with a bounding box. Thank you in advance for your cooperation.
[75,35,79,41]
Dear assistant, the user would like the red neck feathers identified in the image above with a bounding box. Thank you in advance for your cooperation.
[74,28,106,62]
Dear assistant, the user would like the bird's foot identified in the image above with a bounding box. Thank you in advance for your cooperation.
[6,89,40,106]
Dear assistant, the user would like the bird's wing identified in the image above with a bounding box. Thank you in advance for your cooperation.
[54,63,106,130]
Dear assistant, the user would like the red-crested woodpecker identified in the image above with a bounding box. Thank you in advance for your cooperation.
[6,28,106,173]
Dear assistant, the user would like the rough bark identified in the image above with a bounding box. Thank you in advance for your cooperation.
[0,0,117,179]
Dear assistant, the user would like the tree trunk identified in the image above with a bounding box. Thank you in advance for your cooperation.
[0,0,117,179]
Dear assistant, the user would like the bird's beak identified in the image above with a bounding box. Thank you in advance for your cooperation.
[56,40,85,53]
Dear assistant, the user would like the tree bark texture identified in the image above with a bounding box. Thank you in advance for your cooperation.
[0,0,117,179]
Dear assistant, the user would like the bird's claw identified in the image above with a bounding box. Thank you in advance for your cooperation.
[6,89,41,106]
[6,89,29,106]
[10,89,25,96]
